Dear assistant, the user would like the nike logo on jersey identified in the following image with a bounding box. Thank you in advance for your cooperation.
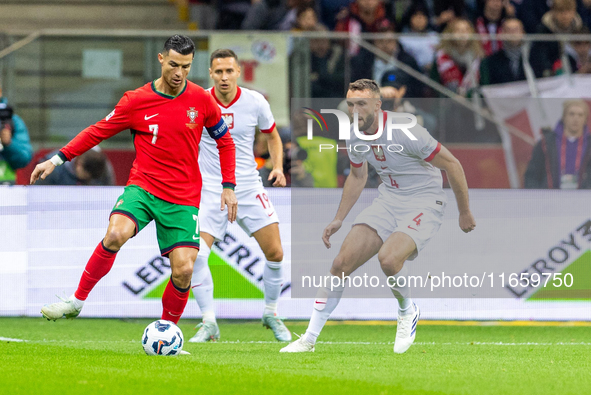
[193,235,199,240]
[144,114,158,120]
[267,212,275,217]
[407,225,418,231]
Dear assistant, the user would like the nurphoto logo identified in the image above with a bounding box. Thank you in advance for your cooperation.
[303,108,418,153]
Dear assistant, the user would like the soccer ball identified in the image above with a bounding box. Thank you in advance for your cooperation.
[142,320,184,356]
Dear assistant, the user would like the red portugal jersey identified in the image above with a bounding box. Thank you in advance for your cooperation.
[58,80,236,207]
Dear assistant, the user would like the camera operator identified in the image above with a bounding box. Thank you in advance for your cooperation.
[0,92,32,185]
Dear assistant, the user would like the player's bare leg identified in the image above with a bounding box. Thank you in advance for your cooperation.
[162,247,198,324]
[41,214,135,321]
[378,231,421,354]
[281,224,382,352]
[252,223,291,341]
[189,232,220,343]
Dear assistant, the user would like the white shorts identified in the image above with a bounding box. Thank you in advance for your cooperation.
[352,194,445,260]
[200,186,280,240]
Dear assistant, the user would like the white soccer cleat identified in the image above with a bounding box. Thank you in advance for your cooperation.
[41,296,82,321]
[262,314,292,342]
[188,321,220,343]
[393,303,420,354]
[280,334,315,353]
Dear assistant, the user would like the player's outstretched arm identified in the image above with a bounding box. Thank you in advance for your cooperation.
[264,127,286,187]
[429,145,476,233]
[322,162,368,248]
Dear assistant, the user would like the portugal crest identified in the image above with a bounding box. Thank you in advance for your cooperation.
[187,107,198,123]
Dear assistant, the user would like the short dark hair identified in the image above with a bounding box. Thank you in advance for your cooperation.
[163,35,195,57]
[79,150,107,180]
[210,49,238,66]
[348,79,381,97]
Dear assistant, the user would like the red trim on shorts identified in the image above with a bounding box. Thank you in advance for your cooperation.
[260,122,276,134]
[424,142,442,162]
[350,161,364,168]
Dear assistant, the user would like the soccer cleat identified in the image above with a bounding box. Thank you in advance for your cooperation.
[179,350,191,355]
[262,314,292,342]
[188,321,220,343]
[41,296,82,321]
[394,303,420,354]
[280,334,315,353]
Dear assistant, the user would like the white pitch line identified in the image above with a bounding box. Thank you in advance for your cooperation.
[0,337,26,342]
[12,339,591,346]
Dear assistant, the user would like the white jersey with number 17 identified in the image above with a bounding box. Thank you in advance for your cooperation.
[199,86,276,192]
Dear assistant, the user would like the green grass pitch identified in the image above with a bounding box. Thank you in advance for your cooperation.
[1,318,590,395]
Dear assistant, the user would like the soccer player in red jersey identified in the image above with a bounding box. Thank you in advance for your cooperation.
[30,35,237,325]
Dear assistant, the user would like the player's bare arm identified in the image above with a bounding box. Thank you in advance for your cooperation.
[220,187,238,223]
[265,127,286,187]
[429,145,476,233]
[323,161,368,248]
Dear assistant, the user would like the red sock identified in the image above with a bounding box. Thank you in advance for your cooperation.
[161,277,190,324]
[74,241,117,301]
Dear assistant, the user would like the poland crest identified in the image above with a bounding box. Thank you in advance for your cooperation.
[187,107,198,123]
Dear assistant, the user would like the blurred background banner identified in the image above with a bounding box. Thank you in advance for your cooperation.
[1,186,590,320]
[209,33,289,127]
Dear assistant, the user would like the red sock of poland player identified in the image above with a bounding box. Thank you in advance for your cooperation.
[161,277,190,324]
[74,241,117,301]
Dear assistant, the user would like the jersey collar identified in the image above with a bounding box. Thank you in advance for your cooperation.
[212,86,241,109]
[151,80,187,99]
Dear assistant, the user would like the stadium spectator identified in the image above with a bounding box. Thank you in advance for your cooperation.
[566,25,591,73]
[292,5,319,30]
[36,148,115,186]
[480,18,539,85]
[430,18,483,96]
[318,0,351,29]
[432,0,466,31]
[398,1,440,72]
[242,0,317,30]
[577,0,591,30]
[0,89,32,185]
[215,0,254,30]
[288,142,315,187]
[335,0,391,82]
[372,27,422,97]
[380,69,437,132]
[309,25,346,98]
[530,0,583,77]
[514,0,550,33]
[524,99,591,189]
[474,0,515,56]
[293,109,338,187]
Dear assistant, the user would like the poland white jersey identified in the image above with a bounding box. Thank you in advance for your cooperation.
[200,86,276,192]
[347,111,447,207]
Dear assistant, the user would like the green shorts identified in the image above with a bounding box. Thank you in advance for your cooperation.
[111,185,200,257]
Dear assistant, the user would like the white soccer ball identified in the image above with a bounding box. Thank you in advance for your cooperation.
[142,320,184,356]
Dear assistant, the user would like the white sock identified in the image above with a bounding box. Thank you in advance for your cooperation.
[388,265,413,314]
[68,294,84,310]
[263,260,283,316]
[304,277,345,344]
[191,243,216,323]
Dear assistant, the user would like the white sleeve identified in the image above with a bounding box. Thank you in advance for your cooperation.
[347,145,366,168]
[402,124,441,162]
[257,93,276,133]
